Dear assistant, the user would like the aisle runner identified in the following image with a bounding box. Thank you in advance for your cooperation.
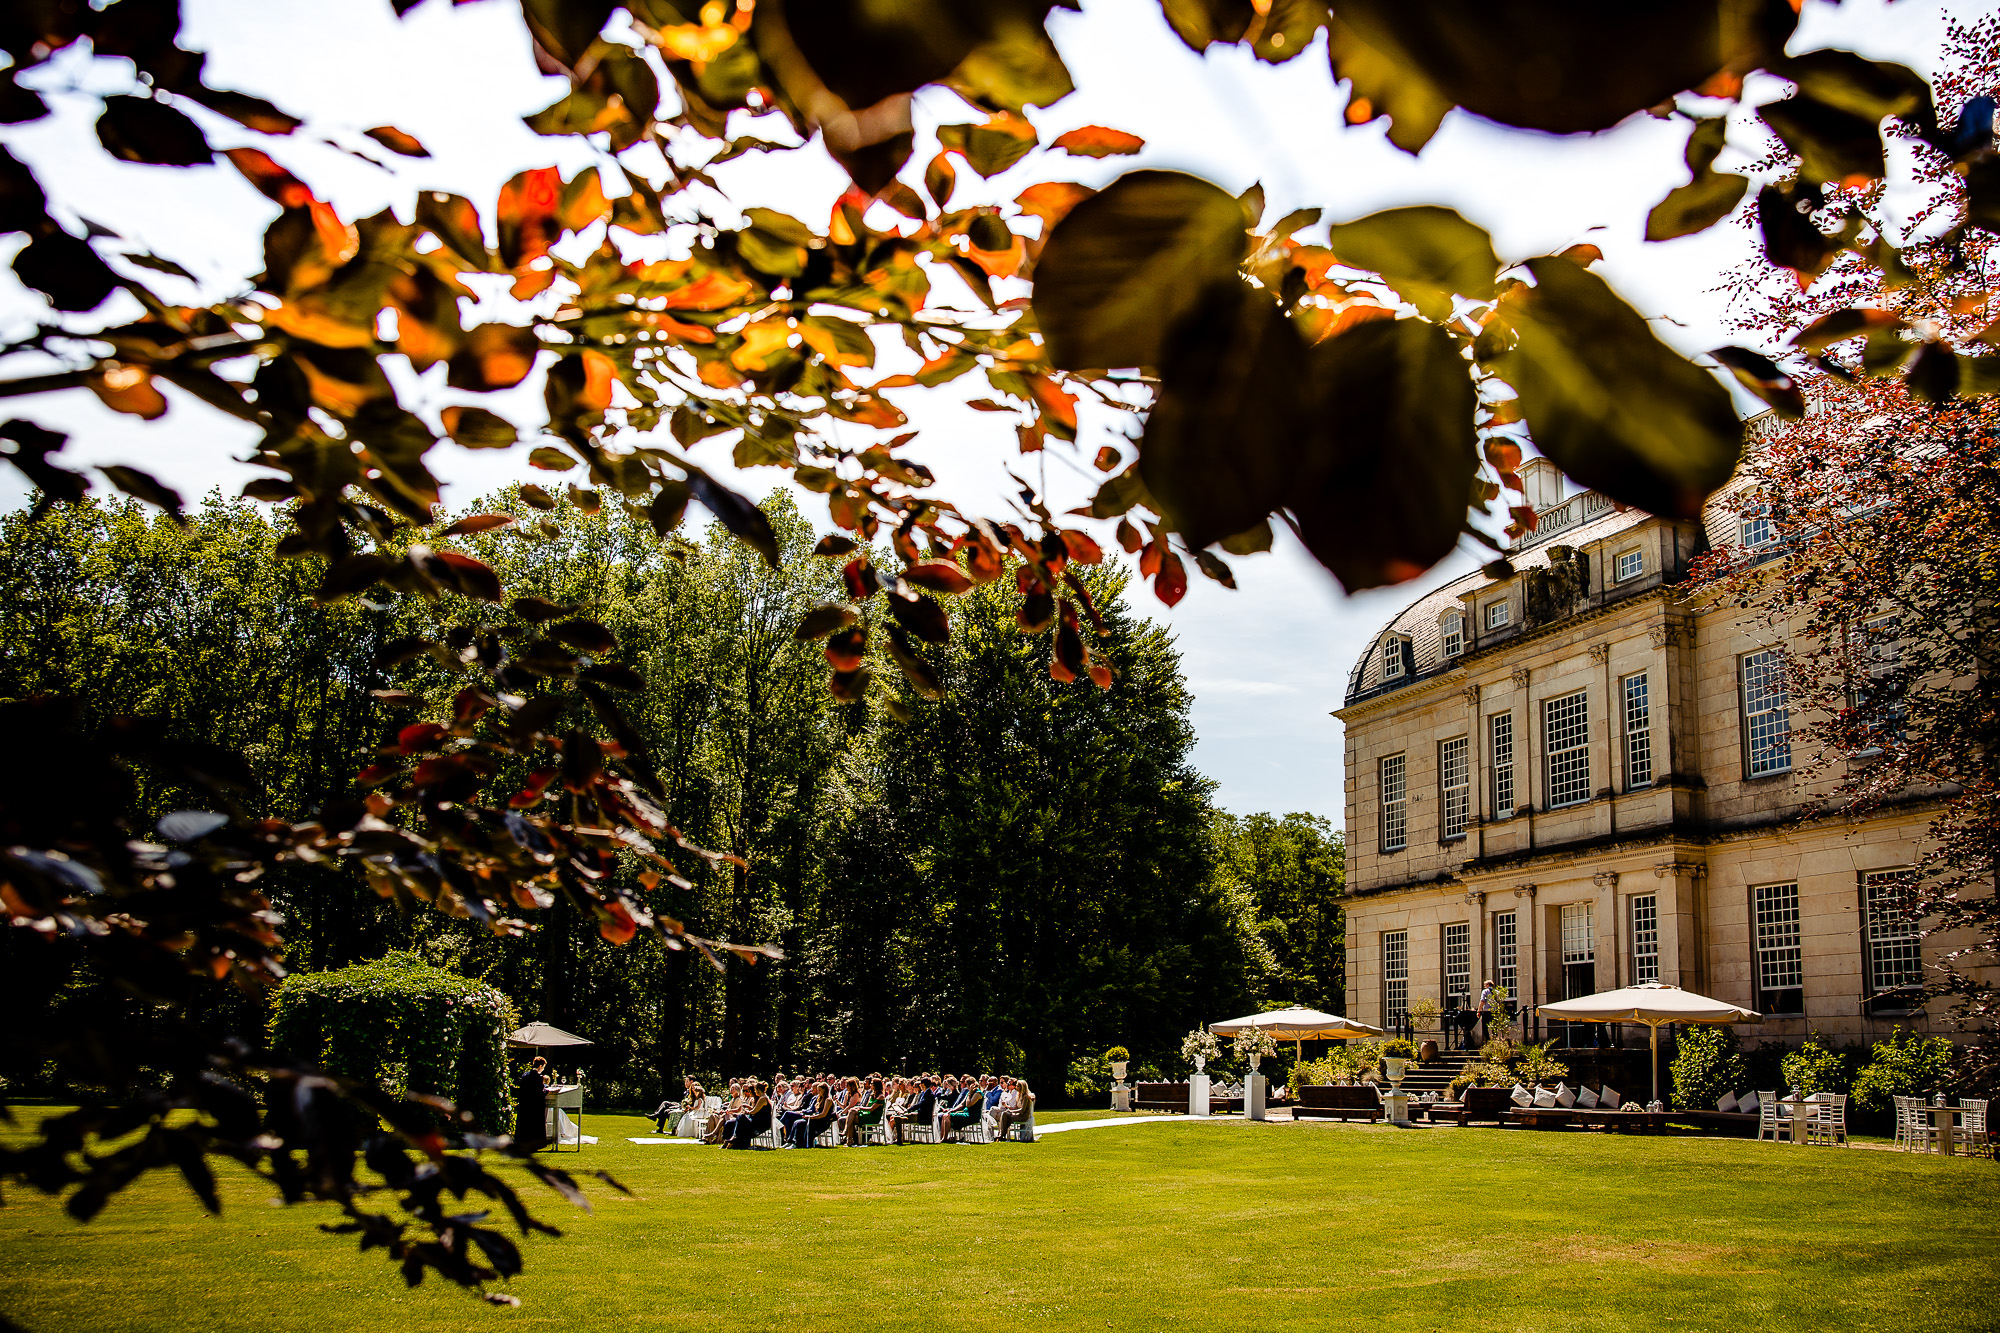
[629,1116,1196,1144]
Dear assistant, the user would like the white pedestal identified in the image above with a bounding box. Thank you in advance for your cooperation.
[1245,1071,1267,1121]
[1382,1088,1412,1126]
[1111,1082,1131,1112]
[1190,1072,1210,1117]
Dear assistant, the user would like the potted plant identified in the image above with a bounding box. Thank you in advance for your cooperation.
[1105,1046,1130,1080]
[1181,1028,1221,1074]
[1379,1037,1418,1087]
[1233,1028,1278,1072]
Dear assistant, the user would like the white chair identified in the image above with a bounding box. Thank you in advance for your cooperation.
[1962,1099,1989,1157]
[1893,1096,1927,1151]
[1756,1090,1785,1142]
[814,1117,846,1148]
[1805,1093,1849,1147]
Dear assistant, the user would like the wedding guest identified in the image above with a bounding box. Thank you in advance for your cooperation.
[725,1080,771,1149]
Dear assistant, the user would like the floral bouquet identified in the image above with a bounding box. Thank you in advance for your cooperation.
[1182,1028,1222,1066]
[1233,1027,1279,1063]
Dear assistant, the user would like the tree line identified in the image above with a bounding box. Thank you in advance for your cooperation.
[0,490,1345,1106]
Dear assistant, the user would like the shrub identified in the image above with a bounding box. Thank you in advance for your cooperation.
[1780,1031,1855,1096]
[1406,996,1442,1030]
[1065,1054,1110,1099]
[1104,1046,1130,1063]
[1379,1037,1417,1060]
[268,952,517,1134]
[1850,1026,1958,1113]
[1670,1025,1748,1111]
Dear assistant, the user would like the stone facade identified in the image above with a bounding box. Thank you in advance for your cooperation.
[1334,459,1986,1046]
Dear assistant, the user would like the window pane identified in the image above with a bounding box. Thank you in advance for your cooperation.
[1624,673,1653,789]
[1440,736,1469,839]
[1494,911,1517,997]
[1754,882,1802,1010]
[1486,601,1509,629]
[1442,614,1463,657]
[1742,650,1792,777]
[1384,930,1408,1024]
[1863,869,1922,993]
[1616,549,1642,581]
[1631,894,1659,984]
[1545,691,1591,807]
[1490,712,1515,817]
[1561,901,1594,964]
[1381,754,1407,851]
[1444,922,1471,1005]
[1383,640,1403,678]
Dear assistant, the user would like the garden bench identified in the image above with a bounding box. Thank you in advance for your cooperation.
[1134,1082,1192,1113]
[1433,1087,1515,1127]
[1292,1084,1384,1122]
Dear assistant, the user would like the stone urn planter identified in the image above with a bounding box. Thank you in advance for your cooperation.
[1110,1061,1128,1080]
[1419,1039,1439,1063]
[1381,1056,1409,1087]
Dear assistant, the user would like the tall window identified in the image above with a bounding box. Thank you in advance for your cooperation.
[1754,882,1804,1013]
[1849,616,1904,750]
[1441,612,1464,658]
[1382,638,1404,679]
[1623,672,1653,790]
[1631,894,1660,984]
[1544,690,1591,808]
[1863,869,1922,1009]
[1740,649,1792,777]
[1443,922,1471,1006]
[1560,902,1595,999]
[1486,600,1510,630]
[1439,736,1469,840]
[1380,754,1408,852]
[1383,930,1408,1024]
[1494,911,1518,997]
[1614,549,1643,581]
[1489,712,1516,818]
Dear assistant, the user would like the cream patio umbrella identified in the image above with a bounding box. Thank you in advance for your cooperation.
[1536,982,1759,1106]
[507,1021,595,1051]
[1209,1006,1385,1063]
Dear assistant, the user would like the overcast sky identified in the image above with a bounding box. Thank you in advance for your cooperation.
[0,0,1978,822]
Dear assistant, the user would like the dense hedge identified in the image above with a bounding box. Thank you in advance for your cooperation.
[270,952,517,1134]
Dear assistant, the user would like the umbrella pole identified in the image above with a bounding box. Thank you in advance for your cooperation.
[1650,1023,1660,1107]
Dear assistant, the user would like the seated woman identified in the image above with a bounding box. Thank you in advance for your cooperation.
[996,1078,1035,1140]
[773,1077,804,1144]
[881,1078,914,1144]
[795,1079,838,1148]
[651,1075,704,1134]
[931,1076,965,1143]
[991,1077,1022,1139]
[706,1079,746,1146]
[849,1078,886,1146]
[725,1080,771,1149]
[941,1076,987,1142]
[673,1081,710,1138]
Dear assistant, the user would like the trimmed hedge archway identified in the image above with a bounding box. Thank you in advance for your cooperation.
[270,952,517,1134]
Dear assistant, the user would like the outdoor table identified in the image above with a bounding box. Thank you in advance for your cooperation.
[1777,1097,1813,1144]
[1925,1104,1966,1155]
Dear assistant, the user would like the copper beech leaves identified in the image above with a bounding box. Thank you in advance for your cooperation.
[1051,125,1145,157]
[1291,316,1478,592]
[1494,257,1742,521]
[1033,170,1252,371]
[1708,346,1806,418]
[1646,116,1748,241]
[1323,205,1499,317]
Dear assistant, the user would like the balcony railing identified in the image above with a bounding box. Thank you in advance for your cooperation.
[1529,491,1613,544]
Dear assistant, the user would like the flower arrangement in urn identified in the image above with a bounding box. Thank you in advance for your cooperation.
[1105,1046,1130,1080]
[1232,1027,1279,1070]
[1378,1037,1418,1088]
[1181,1028,1222,1073]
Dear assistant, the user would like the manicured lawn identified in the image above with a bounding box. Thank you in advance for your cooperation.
[3,1108,1995,1333]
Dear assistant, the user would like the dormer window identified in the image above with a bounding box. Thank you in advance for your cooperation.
[1441,612,1464,657]
[1615,549,1643,582]
[1382,639,1405,678]
[1486,600,1510,630]
[1741,508,1775,549]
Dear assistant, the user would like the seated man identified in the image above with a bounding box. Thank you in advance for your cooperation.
[650,1075,704,1133]
[982,1074,1004,1114]
[892,1076,936,1145]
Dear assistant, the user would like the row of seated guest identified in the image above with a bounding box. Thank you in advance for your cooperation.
[675,1072,1035,1147]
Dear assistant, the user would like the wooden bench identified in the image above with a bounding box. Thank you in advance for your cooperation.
[1292,1084,1384,1122]
[1133,1082,1191,1113]
[1433,1086,1516,1127]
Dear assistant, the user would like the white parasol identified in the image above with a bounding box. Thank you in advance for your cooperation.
[1537,982,1759,1105]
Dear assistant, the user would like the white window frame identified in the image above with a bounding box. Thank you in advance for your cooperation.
[1489,711,1515,818]
[1494,911,1517,997]
[1623,672,1653,790]
[1862,868,1922,999]
[1380,754,1408,852]
[1485,600,1510,630]
[1614,548,1643,581]
[1631,894,1660,984]
[1741,511,1775,549]
[1440,611,1464,658]
[1382,638,1404,679]
[1439,736,1469,840]
[1740,649,1793,778]
[1560,901,1596,1000]
[1383,930,1408,1025]
[1754,882,1804,1012]
[1443,922,1471,1006]
[1848,615,1904,752]
[1544,690,1591,808]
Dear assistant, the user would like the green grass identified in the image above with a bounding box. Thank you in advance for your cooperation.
[3,1108,1996,1333]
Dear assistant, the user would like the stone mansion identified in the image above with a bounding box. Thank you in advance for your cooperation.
[1334,456,1976,1046]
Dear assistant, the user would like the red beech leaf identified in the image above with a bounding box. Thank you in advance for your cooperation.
[1059,531,1104,565]
[441,514,514,536]
[1155,550,1188,606]
[902,560,973,595]
[1052,126,1146,158]
[397,722,448,755]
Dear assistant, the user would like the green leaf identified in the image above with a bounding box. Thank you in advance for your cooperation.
[1494,257,1741,520]
[1759,94,1885,184]
[1289,317,1478,593]
[1708,346,1804,418]
[936,121,1038,178]
[1772,49,1934,126]
[1325,13,1452,154]
[1646,116,1749,242]
[1159,0,1254,51]
[1324,205,1499,315]
[1138,280,1308,549]
[944,11,1075,113]
[1032,170,1250,371]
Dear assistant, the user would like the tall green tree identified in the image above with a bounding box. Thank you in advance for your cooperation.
[1215,812,1346,1013]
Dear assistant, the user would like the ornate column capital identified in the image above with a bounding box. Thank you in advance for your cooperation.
[1653,860,1707,880]
[1510,668,1530,691]
[1648,621,1689,650]
[1591,870,1620,888]
[1588,643,1611,665]
[1512,883,1537,899]
[1464,889,1487,906]
[1462,682,1482,705]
